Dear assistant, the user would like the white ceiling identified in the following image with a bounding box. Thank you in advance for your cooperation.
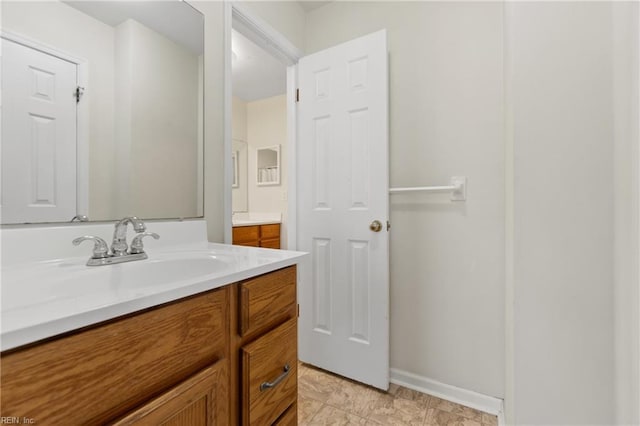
[232,29,287,102]
[64,1,204,55]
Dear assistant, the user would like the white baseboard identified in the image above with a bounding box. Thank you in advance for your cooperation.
[390,368,505,425]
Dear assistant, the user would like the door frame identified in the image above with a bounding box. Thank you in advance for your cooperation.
[223,2,302,245]
[1,30,89,218]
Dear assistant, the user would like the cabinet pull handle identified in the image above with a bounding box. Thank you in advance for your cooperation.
[260,364,291,391]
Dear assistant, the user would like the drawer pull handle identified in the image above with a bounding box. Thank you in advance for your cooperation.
[260,364,291,391]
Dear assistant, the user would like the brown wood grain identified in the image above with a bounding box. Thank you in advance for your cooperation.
[260,224,280,240]
[273,402,297,426]
[111,360,228,426]
[259,238,281,249]
[241,319,297,426]
[229,283,242,426]
[232,224,280,249]
[1,288,229,425]
[232,226,259,246]
[239,266,296,338]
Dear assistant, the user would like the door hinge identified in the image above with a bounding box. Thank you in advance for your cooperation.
[297,303,300,317]
[75,86,85,103]
[296,88,300,103]
[387,220,391,231]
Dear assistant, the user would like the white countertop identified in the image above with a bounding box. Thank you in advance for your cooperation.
[232,212,281,227]
[232,219,281,227]
[1,221,307,351]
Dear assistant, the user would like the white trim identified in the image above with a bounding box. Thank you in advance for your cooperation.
[635,2,640,422]
[286,65,298,250]
[224,2,302,240]
[390,368,504,421]
[231,2,303,66]
[223,2,233,244]
[1,30,89,219]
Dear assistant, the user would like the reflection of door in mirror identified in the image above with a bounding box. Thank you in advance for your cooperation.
[1,0,205,224]
[1,38,81,224]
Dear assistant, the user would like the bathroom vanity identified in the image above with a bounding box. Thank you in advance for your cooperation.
[232,213,282,249]
[0,220,305,425]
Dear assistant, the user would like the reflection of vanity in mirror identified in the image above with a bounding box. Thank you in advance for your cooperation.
[1,1,204,224]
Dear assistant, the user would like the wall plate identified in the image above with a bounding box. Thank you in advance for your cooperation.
[450,176,467,201]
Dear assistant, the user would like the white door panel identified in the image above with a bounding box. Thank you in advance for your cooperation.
[2,39,77,224]
[297,30,389,390]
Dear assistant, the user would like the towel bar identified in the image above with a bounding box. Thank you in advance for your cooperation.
[389,176,467,201]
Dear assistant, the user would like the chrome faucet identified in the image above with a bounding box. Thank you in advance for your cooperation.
[111,216,146,256]
[73,217,159,266]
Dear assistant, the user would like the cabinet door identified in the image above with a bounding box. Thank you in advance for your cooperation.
[273,402,297,426]
[239,266,296,338]
[233,226,259,246]
[1,289,228,425]
[112,360,228,426]
[259,238,280,249]
[242,319,297,425]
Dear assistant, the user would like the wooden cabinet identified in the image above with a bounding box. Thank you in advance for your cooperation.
[0,289,229,425]
[230,266,298,425]
[242,319,297,425]
[273,403,298,426]
[113,361,228,426]
[233,223,281,249]
[0,265,298,425]
[233,225,260,246]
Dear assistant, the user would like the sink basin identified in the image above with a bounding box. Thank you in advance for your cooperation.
[2,251,234,312]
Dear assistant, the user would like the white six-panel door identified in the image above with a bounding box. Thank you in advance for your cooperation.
[1,38,77,224]
[297,30,389,390]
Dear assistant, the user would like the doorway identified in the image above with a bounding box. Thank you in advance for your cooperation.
[228,9,296,250]
[224,4,390,391]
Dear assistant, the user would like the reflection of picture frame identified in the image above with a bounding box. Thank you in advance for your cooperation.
[232,151,239,188]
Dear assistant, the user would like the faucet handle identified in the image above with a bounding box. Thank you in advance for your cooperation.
[130,232,160,254]
[73,236,109,259]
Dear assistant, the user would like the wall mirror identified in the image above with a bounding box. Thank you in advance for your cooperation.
[257,145,280,186]
[1,0,204,224]
[232,139,248,212]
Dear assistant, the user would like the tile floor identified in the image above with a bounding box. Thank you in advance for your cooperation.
[297,363,498,426]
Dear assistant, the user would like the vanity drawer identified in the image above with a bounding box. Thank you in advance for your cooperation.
[273,402,297,426]
[238,266,296,337]
[233,226,259,245]
[241,318,297,426]
[260,238,281,249]
[260,224,281,240]
[0,288,229,425]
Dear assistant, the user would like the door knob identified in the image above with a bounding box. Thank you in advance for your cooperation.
[370,220,382,232]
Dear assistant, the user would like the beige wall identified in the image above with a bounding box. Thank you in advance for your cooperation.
[242,1,306,52]
[2,1,116,220]
[613,4,640,424]
[508,2,617,424]
[305,1,505,399]
[246,95,288,248]
[114,19,200,219]
[190,2,225,242]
